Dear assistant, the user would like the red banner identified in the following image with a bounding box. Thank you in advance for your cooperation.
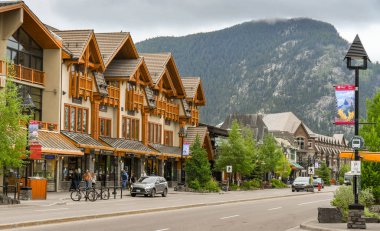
[29,144,42,160]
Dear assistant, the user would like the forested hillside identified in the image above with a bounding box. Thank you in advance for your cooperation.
[137,18,380,135]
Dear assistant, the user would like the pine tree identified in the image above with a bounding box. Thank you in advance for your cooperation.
[185,135,211,187]
[0,64,29,168]
[316,162,331,186]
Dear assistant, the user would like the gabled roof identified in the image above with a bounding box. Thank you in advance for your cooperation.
[182,77,206,105]
[184,126,208,146]
[263,112,315,137]
[221,114,268,141]
[53,30,93,59]
[38,130,83,155]
[95,32,139,67]
[104,58,142,77]
[140,53,185,97]
[93,72,108,97]
[0,1,61,49]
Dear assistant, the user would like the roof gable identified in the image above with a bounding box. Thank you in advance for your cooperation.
[181,77,206,105]
[95,32,139,67]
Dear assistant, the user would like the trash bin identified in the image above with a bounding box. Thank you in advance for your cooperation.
[19,187,32,200]
[28,177,47,200]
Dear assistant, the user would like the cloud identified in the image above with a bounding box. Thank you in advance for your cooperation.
[23,0,380,61]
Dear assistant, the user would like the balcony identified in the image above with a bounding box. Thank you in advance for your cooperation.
[0,60,45,86]
[70,71,92,99]
[155,99,179,121]
[189,107,199,125]
[102,85,120,107]
[126,89,144,111]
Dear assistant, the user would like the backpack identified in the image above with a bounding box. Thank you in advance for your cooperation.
[122,172,128,180]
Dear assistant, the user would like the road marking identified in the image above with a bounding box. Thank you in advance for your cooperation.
[35,208,69,212]
[268,206,282,211]
[155,229,169,231]
[298,199,331,205]
[220,215,240,220]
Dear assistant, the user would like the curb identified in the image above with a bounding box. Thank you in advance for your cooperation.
[300,221,346,231]
[0,191,333,230]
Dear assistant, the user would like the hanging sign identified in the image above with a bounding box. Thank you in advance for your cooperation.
[335,85,355,125]
[28,120,39,144]
[29,144,42,160]
[182,143,190,156]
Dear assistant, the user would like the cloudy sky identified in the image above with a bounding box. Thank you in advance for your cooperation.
[24,0,380,62]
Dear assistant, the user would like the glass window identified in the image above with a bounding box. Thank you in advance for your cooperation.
[99,118,111,137]
[126,118,131,139]
[64,105,88,133]
[70,107,75,131]
[83,110,87,132]
[122,118,125,138]
[64,106,69,130]
[77,108,82,133]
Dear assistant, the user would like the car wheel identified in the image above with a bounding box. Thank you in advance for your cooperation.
[292,189,295,192]
[131,193,136,197]
[151,189,156,198]
[162,188,168,197]
[144,194,148,197]
[296,189,299,192]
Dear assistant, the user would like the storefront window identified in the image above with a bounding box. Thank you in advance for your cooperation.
[62,157,83,181]
[33,160,45,177]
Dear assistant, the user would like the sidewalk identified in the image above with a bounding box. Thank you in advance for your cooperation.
[288,220,380,231]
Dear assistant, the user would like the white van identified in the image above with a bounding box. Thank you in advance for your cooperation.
[344,172,353,185]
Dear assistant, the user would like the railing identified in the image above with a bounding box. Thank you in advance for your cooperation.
[0,60,45,86]
[70,71,92,98]
[155,99,179,121]
[102,85,120,107]
[126,89,144,111]
[189,107,199,125]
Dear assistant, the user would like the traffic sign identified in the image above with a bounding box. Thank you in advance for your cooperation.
[351,161,361,175]
[308,167,315,175]
[226,165,232,173]
[350,136,364,150]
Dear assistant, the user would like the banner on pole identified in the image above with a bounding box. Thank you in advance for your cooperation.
[183,143,190,156]
[335,85,355,125]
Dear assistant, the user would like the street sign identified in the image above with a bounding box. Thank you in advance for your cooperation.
[308,167,315,175]
[351,161,361,175]
[226,165,232,173]
[350,136,364,150]
[314,162,319,169]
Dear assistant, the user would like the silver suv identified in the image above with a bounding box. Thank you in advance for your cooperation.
[130,176,168,197]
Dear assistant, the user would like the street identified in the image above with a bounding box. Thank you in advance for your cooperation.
[3,190,333,231]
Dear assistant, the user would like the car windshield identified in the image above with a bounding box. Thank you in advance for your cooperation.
[314,178,321,183]
[294,177,309,183]
[137,177,157,183]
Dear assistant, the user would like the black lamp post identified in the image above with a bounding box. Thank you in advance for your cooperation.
[21,92,36,196]
[178,127,187,184]
[344,35,370,206]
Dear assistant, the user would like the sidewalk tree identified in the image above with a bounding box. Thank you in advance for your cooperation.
[0,66,29,169]
[215,120,254,178]
[316,162,331,186]
[256,135,283,178]
[360,91,380,202]
[185,135,212,187]
[274,153,291,179]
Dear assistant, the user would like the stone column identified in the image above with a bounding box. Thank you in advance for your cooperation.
[347,204,366,229]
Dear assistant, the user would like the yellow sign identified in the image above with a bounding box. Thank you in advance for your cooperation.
[340,151,380,162]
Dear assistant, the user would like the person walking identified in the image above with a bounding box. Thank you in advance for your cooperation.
[121,170,128,189]
[73,169,81,190]
[130,173,136,184]
[83,170,92,189]
[91,172,97,188]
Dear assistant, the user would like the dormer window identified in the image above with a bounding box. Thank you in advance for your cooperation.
[296,137,305,150]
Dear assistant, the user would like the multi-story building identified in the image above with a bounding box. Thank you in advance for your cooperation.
[0,1,212,192]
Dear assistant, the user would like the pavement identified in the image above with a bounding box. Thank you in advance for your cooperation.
[288,220,380,231]
[1,186,379,230]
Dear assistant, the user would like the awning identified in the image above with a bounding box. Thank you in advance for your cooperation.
[38,130,83,156]
[289,161,304,170]
[100,137,158,156]
[61,131,114,151]
[340,151,380,162]
[149,143,181,157]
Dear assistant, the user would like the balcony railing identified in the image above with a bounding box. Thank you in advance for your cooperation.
[37,121,59,131]
[0,60,45,86]
[189,107,199,125]
[102,85,120,106]
[155,99,179,121]
[70,71,92,98]
[126,89,144,111]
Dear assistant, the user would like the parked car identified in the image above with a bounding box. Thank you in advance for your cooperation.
[344,172,353,185]
[130,176,168,197]
[312,177,324,188]
[292,177,314,192]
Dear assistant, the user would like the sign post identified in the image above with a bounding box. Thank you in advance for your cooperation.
[226,165,232,191]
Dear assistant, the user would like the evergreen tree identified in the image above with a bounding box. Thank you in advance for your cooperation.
[185,135,211,186]
[215,120,254,177]
[257,135,283,175]
[360,91,380,201]
[0,64,29,168]
[316,162,331,186]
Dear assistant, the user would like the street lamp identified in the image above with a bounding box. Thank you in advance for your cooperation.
[178,127,187,185]
[344,35,370,205]
[344,35,370,229]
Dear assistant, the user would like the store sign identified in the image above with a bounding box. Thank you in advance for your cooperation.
[29,144,42,159]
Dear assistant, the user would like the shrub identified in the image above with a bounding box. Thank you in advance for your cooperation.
[331,185,376,220]
[241,179,261,190]
[271,179,287,188]
[188,180,201,190]
[364,207,380,219]
[229,184,239,191]
[338,177,344,185]
[204,180,220,192]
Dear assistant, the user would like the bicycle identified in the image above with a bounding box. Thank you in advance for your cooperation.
[94,186,110,200]
[70,187,97,202]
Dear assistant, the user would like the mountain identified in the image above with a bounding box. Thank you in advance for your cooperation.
[136,18,380,135]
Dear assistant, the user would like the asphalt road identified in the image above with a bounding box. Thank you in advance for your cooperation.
[7,192,333,231]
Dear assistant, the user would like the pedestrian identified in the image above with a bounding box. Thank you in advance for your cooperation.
[130,174,136,184]
[91,172,97,188]
[121,170,128,189]
[83,169,92,189]
[74,169,82,189]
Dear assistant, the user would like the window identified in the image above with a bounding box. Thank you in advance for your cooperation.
[122,117,139,140]
[17,84,42,121]
[64,104,88,133]
[99,118,112,137]
[149,122,162,144]
[164,130,173,146]
[297,137,305,150]
[6,28,43,70]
